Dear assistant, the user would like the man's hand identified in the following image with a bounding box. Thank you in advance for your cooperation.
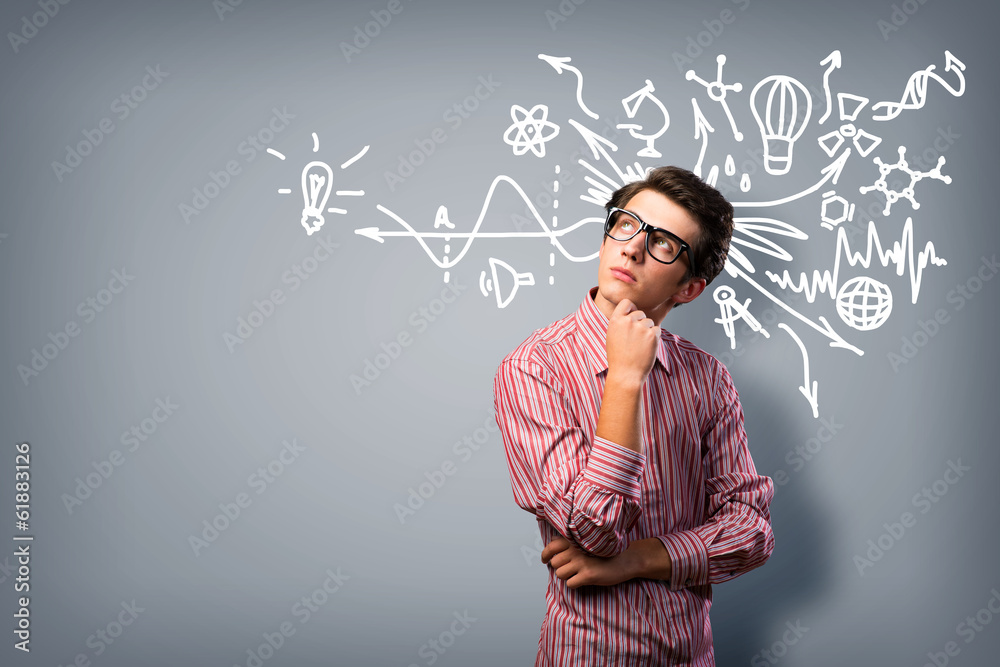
[541,536,633,589]
[542,536,673,588]
[605,298,659,386]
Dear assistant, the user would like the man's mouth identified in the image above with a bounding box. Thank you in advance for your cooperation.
[610,268,636,283]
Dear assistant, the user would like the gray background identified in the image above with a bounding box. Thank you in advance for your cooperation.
[2,0,998,665]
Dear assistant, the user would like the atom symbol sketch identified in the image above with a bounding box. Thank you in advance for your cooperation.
[503,104,560,157]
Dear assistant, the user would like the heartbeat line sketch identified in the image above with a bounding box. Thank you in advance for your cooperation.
[765,217,948,307]
[538,54,600,120]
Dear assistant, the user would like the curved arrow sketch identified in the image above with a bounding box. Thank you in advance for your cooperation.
[538,54,600,120]
[818,50,842,125]
[692,98,715,178]
[778,323,819,418]
[731,149,850,208]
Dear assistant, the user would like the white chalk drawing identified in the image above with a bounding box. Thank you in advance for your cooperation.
[818,50,842,125]
[568,119,647,207]
[817,93,882,159]
[359,175,603,276]
[731,150,850,209]
[616,80,669,158]
[480,258,535,309]
[820,190,855,231]
[538,54,600,120]
[778,323,820,419]
[265,49,970,417]
[714,285,769,349]
[765,217,946,305]
[273,138,370,234]
[504,104,561,158]
[691,98,714,178]
[300,161,334,235]
[859,146,951,215]
[750,75,813,176]
[835,276,893,331]
[871,51,966,121]
[686,55,743,141]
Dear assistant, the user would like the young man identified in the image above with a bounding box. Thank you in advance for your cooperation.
[494,166,774,666]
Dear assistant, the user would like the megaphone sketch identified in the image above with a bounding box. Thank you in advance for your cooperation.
[479,257,535,309]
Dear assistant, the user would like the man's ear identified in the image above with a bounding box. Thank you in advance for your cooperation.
[673,277,707,305]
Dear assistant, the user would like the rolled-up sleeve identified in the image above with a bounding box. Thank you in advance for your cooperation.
[494,358,644,557]
[656,364,774,590]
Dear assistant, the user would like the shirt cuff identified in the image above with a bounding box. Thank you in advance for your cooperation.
[657,530,709,591]
[580,436,645,500]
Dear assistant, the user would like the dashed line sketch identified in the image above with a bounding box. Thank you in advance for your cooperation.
[538,54,600,120]
[686,55,744,141]
[480,258,535,309]
[616,80,669,158]
[714,285,769,349]
[859,146,951,215]
[765,217,947,306]
[871,51,967,121]
[504,104,561,157]
[778,323,820,418]
[750,74,813,176]
[816,93,882,158]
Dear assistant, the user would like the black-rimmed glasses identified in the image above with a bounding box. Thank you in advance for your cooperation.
[603,207,697,275]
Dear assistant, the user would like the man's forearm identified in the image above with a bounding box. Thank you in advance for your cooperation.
[595,373,644,453]
[619,537,672,581]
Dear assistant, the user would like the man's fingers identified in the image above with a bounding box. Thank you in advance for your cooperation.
[541,536,571,564]
[614,298,636,316]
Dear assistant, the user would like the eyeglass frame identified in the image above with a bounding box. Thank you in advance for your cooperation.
[603,206,698,277]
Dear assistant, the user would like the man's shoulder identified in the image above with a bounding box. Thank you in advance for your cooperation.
[660,328,728,377]
[499,310,578,368]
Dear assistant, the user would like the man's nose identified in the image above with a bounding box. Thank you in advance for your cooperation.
[621,231,646,259]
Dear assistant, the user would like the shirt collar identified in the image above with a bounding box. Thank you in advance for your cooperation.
[575,287,672,376]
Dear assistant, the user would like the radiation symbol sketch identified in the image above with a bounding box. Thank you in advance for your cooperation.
[835,276,893,331]
[503,104,560,157]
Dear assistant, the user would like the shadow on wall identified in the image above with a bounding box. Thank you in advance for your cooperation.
[712,381,836,665]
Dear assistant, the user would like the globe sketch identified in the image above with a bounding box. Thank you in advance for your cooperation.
[836,276,893,330]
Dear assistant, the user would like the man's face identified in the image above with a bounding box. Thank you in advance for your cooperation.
[593,188,707,325]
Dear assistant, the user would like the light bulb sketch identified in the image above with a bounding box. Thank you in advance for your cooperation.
[300,161,334,235]
[750,75,813,176]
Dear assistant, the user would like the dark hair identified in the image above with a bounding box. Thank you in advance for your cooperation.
[605,166,734,285]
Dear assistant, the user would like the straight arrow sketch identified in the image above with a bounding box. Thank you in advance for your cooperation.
[778,323,820,418]
[538,54,600,120]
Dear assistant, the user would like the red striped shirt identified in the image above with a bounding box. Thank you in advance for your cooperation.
[494,288,774,666]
